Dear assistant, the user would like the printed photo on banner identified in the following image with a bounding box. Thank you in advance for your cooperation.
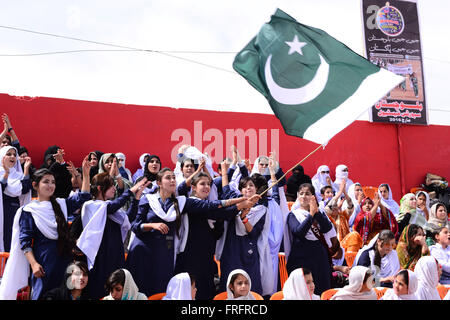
[362,0,428,125]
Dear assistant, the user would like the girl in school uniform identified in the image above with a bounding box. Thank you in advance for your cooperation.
[174,171,251,300]
[0,156,91,300]
[76,172,149,300]
[226,269,255,300]
[285,183,333,296]
[0,145,33,252]
[125,168,256,298]
[217,157,281,297]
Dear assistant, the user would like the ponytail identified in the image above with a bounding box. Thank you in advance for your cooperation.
[49,196,74,256]
[170,193,182,238]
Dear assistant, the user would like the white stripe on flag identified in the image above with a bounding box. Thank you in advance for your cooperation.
[303,68,404,145]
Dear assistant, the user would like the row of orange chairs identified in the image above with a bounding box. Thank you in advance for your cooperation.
[149,285,449,300]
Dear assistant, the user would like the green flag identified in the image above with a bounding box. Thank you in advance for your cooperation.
[233,9,404,145]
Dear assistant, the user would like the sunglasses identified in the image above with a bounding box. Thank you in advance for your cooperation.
[321,171,330,174]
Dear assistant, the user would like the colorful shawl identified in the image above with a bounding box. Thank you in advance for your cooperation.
[396,224,428,271]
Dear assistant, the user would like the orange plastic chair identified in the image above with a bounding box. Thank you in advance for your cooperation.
[0,252,10,278]
[269,291,284,300]
[214,255,221,279]
[362,186,378,199]
[148,292,166,300]
[213,291,264,300]
[344,251,358,267]
[320,288,338,300]
[410,187,425,194]
[278,252,288,290]
[287,201,294,211]
[374,287,388,300]
[437,285,449,299]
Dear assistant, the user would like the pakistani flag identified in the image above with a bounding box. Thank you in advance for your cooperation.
[233,9,404,145]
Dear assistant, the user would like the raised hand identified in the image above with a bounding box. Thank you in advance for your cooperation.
[53,149,65,164]
[130,177,151,199]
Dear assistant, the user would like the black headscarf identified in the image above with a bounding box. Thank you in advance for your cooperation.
[41,145,60,169]
[286,165,311,198]
[143,155,161,181]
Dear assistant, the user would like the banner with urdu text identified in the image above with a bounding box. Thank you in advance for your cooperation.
[362,0,428,125]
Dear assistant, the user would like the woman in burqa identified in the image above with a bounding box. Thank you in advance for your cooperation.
[286,165,311,202]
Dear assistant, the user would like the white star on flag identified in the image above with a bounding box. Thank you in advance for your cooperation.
[285,35,307,55]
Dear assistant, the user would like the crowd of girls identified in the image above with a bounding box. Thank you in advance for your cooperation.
[0,113,448,300]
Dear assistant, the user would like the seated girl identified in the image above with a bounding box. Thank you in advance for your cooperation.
[226,269,255,300]
[103,268,147,300]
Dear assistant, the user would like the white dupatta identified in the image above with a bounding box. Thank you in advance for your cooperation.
[0,146,30,251]
[215,203,274,296]
[226,269,255,300]
[145,192,187,266]
[77,200,131,270]
[0,199,68,299]
[378,183,400,217]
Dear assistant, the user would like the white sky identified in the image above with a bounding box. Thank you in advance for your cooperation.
[0,0,448,125]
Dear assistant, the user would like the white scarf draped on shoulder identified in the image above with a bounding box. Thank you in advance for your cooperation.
[145,192,187,266]
[0,199,68,300]
[0,146,31,251]
[77,199,131,270]
[215,203,274,296]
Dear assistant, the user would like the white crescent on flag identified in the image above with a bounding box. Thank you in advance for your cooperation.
[264,53,330,105]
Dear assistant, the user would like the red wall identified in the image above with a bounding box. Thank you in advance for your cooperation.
[2,93,449,202]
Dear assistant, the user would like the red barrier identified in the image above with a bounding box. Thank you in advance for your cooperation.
[1,93,448,201]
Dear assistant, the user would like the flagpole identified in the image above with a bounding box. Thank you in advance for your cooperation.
[259,143,324,197]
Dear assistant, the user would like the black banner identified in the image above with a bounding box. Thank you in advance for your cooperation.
[362,0,428,125]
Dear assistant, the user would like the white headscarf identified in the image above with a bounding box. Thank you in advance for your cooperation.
[0,199,68,299]
[115,152,132,181]
[331,266,377,300]
[163,272,193,300]
[344,182,362,228]
[77,200,131,270]
[103,269,147,300]
[378,183,400,217]
[0,146,24,197]
[251,156,271,176]
[382,269,418,300]
[139,153,149,170]
[226,269,255,300]
[334,164,354,192]
[0,146,28,252]
[311,165,335,201]
[282,268,319,300]
[414,256,442,300]
[415,191,431,219]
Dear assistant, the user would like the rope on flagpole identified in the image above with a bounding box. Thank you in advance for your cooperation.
[259,143,325,198]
